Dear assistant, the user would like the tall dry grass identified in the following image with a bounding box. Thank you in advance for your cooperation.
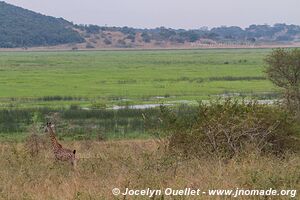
[0,139,299,200]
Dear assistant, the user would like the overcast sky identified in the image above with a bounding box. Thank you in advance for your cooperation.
[5,0,300,29]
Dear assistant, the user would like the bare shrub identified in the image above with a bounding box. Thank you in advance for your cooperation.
[96,130,106,141]
[25,125,47,157]
[158,99,299,159]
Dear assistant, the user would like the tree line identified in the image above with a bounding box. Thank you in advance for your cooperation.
[77,23,300,44]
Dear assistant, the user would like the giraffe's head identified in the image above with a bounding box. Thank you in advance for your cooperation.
[44,122,55,133]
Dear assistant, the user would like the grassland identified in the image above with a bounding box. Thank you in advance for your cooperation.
[0,140,299,200]
[0,49,277,109]
[0,48,282,141]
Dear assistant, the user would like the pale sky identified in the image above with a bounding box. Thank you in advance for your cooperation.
[4,0,300,29]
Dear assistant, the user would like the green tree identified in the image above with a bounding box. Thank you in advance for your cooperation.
[265,48,300,114]
[141,32,151,43]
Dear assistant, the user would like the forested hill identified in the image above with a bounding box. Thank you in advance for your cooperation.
[0,1,84,48]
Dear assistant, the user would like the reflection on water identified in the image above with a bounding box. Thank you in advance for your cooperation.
[111,104,172,110]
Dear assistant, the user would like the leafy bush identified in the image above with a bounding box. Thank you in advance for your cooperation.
[159,99,299,159]
[265,48,300,115]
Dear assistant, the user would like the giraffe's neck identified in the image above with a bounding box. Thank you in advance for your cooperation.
[48,127,62,152]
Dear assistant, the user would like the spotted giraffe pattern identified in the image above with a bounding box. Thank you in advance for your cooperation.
[45,122,76,166]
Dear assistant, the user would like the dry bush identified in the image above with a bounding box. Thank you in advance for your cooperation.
[159,99,299,159]
[25,133,44,156]
[25,124,47,157]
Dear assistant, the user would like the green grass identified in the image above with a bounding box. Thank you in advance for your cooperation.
[0,49,277,108]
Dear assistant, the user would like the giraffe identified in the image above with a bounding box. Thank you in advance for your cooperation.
[44,122,76,167]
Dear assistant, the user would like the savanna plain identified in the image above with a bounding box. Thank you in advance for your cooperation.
[0,49,299,200]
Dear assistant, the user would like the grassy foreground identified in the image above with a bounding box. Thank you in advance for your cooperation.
[0,140,299,200]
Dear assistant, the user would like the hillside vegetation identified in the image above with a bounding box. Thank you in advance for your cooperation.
[1,1,300,49]
[0,1,84,48]
[78,23,300,49]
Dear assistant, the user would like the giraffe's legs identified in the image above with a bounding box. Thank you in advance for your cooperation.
[71,158,77,169]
